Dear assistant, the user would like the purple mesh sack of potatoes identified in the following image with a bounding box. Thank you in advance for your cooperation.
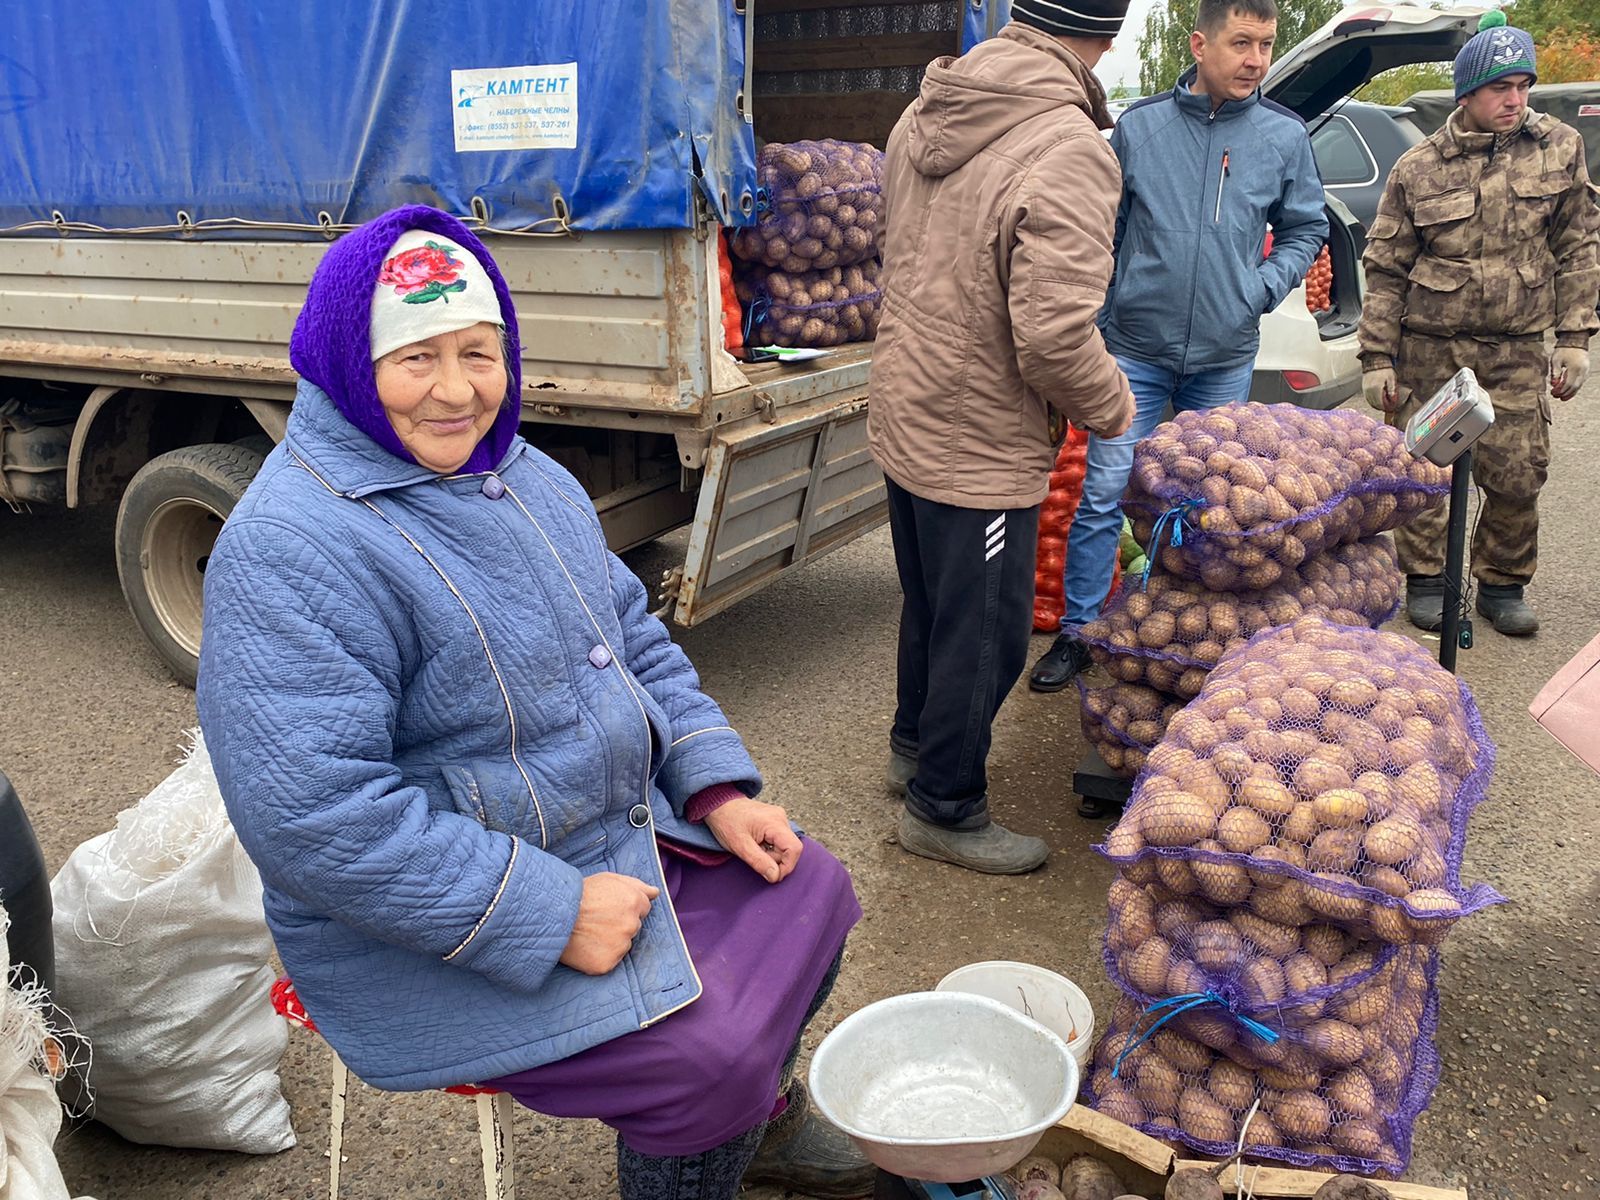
[1124,404,1449,589]
[733,259,882,348]
[1104,877,1432,1083]
[1073,537,1403,699]
[1083,970,1442,1176]
[729,139,885,272]
[1097,616,1503,945]
[1079,680,1184,780]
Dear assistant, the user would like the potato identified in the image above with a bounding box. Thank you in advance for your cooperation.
[1178,1088,1237,1145]
[1152,1030,1213,1075]
[1272,1090,1333,1143]
[1330,1120,1388,1161]
[1239,776,1297,819]
[1306,1019,1365,1066]
[1300,924,1346,966]
[1144,793,1218,848]
[1280,802,1320,847]
[1155,855,1202,896]
[1240,955,1288,1006]
[1125,936,1174,995]
[1133,1054,1182,1115]
[1190,920,1246,972]
[1207,1059,1256,1111]
[1231,910,1300,958]
[1327,1068,1379,1121]
[1192,844,1252,905]
[1307,828,1361,873]
[1095,1089,1149,1127]
[1311,788,1369,829]
[1217,807,1271,853]
[1363,816,1425,866]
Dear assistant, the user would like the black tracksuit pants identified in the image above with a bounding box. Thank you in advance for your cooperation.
[885,477,1040,829]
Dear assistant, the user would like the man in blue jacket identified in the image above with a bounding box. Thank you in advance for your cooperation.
[1030,0,1328,692]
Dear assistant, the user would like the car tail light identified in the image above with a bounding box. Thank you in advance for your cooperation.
[1284,371,1321,392]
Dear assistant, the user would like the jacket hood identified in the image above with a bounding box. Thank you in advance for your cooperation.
[288,204,523,477]
[904,22,1111,179]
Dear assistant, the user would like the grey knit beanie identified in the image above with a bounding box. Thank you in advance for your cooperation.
[1453,10,1537,101]
[1011,0,1132,39]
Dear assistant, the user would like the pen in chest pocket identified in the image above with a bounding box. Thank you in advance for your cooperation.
[1214,148,1231,223]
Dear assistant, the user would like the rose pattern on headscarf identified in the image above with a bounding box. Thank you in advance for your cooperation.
[378,241,469,304]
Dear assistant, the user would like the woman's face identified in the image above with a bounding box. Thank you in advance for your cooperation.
[374,322,508,474]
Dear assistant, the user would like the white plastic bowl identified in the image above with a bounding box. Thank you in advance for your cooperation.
[808,991,1079,1183]
[935,960,1096,1070]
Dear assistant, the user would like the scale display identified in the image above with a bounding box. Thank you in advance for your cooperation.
[1405,367,1495,465]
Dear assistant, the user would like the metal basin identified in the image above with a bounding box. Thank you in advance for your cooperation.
[808,991,1079,1183]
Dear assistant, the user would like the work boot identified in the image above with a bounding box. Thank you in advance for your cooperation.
[1405,574,1445,633]
[896,809,1049,874]
[1476,583,1539,636]
[743,1080,875,1199]
[1028,634,1092,693]
[885,749,916,798]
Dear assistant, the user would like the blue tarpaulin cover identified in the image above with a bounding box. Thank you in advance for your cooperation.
[0,0,752,234]
[0,0,1011,237]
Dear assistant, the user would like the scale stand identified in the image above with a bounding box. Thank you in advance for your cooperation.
[1072,747,1132,820]
[1404,367,1496,674]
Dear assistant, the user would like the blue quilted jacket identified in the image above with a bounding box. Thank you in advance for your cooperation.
[197,381,762,1091]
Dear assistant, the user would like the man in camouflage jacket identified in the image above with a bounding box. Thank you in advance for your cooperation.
[1357,12,1598,637]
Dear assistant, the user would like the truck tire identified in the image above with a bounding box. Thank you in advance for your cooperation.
[115,442,265,688]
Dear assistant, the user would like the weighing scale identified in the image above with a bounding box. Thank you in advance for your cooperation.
[1071,372,1496,816]
[1404,367,1496,673]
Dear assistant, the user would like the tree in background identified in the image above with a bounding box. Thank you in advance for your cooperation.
[1134,0,1340,96]
[1363,0,1600,105]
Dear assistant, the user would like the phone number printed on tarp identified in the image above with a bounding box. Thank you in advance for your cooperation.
[452,63,578,152]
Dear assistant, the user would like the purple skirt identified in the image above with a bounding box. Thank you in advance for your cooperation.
[485,836,860,1156]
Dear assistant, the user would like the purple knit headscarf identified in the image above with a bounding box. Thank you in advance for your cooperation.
[289,205,522,474]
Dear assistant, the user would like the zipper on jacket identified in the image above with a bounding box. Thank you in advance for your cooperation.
[500,480,705,1026]
[1213,148,1231,223]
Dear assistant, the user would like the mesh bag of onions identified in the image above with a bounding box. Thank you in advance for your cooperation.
[734,259,882,348]
[1073,537,1403,700]
[1124,404,1449,590]
[729,139,884,273]
[1098,616,1503,944]
[1079,680,1183,779]
[1083,964,1442,1175]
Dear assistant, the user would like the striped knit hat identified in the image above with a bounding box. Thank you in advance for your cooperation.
[1012,0,1131,39]
[1453,10,1537,101]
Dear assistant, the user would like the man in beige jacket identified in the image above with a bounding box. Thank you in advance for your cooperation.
[869,0,1136,875]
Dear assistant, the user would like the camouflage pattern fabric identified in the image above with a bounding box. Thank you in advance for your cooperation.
[1386,333,1550,586]
[1359,108,1600,369]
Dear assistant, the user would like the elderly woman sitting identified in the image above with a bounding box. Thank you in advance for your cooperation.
[196,206,869,1200]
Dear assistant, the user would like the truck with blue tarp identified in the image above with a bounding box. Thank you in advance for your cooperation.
[0,1,1010,684]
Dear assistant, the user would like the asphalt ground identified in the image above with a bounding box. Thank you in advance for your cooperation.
[0,351,1595,1199]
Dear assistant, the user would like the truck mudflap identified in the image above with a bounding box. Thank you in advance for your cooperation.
[674,393,885,625]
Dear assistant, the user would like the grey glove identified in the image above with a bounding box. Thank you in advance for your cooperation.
[1551,346,1589,401]
[1361,367,1406,412]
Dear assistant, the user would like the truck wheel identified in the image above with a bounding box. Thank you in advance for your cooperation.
[115,443,265,687]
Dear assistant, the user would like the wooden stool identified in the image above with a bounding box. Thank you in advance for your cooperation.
[272,977,516,1200]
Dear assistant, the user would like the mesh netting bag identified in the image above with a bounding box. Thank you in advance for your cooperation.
[1084,961,1441,1175]
[1124,405,1449,590]
[1075,538,1403,699]
[729,139,884,272]
[1098,616,1503,944]
[734,259,882,348]
[1080,681,1182,780]
[1104,878,1433,1076]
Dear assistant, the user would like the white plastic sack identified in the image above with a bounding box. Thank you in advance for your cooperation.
[49,733,294,1154]
[0,906,96,1200]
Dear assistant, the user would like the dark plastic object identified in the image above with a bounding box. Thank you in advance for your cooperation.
[0,768,55,997]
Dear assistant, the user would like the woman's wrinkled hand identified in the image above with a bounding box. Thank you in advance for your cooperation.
[704,796,803,884]
[559,872,659,975]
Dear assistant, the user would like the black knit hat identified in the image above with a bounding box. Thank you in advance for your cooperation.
[1012,0,1132,38]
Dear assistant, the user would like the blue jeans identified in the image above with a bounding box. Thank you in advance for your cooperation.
[1062,355,1254,627]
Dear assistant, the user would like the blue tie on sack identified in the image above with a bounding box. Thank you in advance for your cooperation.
[1139,498,1204,589]
[1112,990,1280,1079]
